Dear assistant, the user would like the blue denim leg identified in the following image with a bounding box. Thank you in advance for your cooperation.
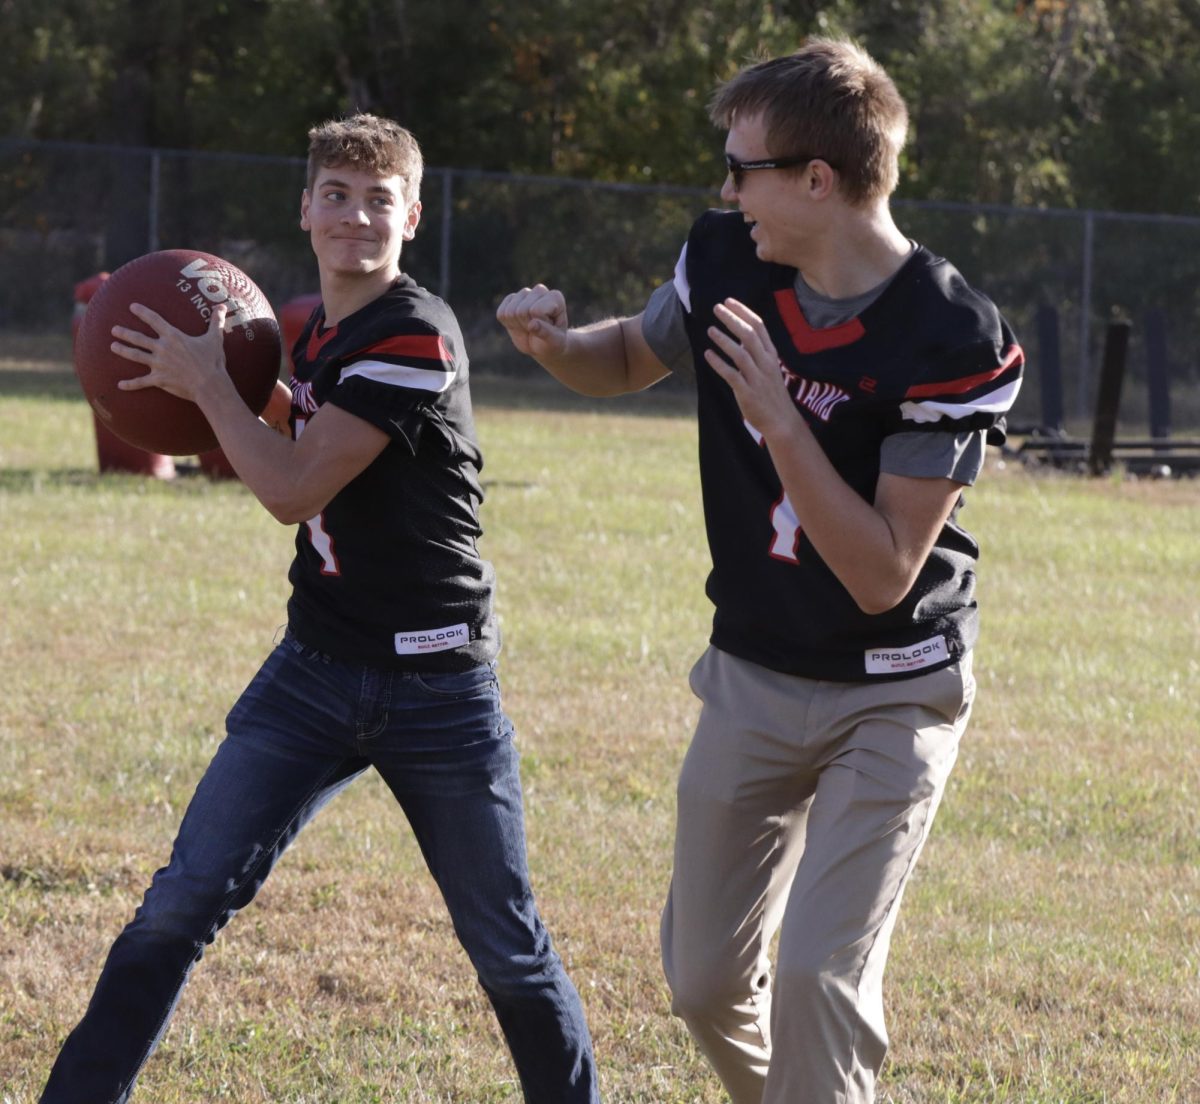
[40,636,370,1104]
[41,639,599,1104]
[362,665,599,1104]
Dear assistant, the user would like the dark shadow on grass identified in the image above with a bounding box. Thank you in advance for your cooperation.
[0,469,104,492]
[0,464,236,493]
[1,465,541,497]
[0,366,87,402]
[0,357,698,416]
[471,370,697,419]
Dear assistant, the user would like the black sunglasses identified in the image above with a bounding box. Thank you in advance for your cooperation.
[724,152,835,190]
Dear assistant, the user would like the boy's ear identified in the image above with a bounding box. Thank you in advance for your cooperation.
[806,161,838,201]
[402,200,422,241]
[300,189,312,231]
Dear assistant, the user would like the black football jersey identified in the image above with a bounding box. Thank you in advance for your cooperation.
[678,210,1024,681]
[284,276,497,671]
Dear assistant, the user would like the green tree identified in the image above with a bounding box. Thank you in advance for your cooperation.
[7,0,1200,215]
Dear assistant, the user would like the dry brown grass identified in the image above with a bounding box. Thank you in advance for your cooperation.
[2,346,1198,1102]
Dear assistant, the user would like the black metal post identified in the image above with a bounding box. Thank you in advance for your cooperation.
[1088,321,1131,476]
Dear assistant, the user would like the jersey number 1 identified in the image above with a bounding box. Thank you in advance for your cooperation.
[769,492,802,564]
[745,418,803,564]
[295,416,341,576]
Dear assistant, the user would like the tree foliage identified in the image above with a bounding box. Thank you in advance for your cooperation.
[3,0,1199,214]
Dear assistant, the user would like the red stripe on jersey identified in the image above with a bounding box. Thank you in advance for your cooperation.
[306,321,339,361]
[905,343,1025,399]
[355,333,452,365]
[773,289,865,354]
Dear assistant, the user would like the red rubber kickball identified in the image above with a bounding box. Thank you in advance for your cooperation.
[73,249,282,455]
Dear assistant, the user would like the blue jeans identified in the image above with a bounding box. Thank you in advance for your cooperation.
[40,633,599,1103]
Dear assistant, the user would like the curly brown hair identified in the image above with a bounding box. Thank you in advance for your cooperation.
[305,114,423,205]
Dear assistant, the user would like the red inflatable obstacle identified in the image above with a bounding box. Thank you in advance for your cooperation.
[279,292,322,362]
[195,446,238,479]
[196,378,293,479]
[195,291,316,480]
[72,272,176,479]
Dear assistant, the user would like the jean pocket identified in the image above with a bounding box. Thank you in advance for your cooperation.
[410,664,498,699]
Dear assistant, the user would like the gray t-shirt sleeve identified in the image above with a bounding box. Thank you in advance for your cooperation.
[641,256,694,378]
[642,235,984,486]
[880,429,987,485]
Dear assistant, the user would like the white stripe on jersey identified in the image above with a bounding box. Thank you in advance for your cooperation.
[900,377,1022,425]
[672,242,692,314]
[342,359,456,393]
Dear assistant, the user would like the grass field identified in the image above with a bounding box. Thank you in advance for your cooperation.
[1,337,1198,1103]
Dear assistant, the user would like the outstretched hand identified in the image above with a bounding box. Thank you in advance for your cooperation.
[495,284,571,361]
[113,302,229,404]
[705,298,799,440]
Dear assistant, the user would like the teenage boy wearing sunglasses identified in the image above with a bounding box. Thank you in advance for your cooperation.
[496,38,1022,1104]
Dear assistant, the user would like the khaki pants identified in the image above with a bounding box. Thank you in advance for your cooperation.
[661,645,974,1104]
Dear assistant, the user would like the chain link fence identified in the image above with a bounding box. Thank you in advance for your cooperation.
[4,138,1199,434]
